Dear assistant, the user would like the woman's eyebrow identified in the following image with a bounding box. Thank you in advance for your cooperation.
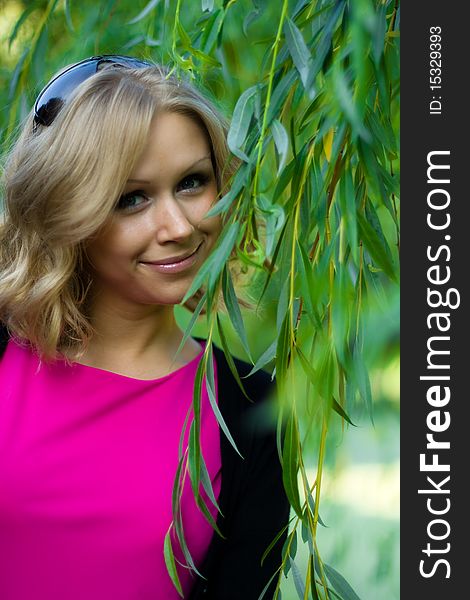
[127,155,212,184]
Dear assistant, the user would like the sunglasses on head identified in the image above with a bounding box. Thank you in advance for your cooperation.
[33,55,153,128]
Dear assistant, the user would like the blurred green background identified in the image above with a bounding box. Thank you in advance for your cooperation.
[0,1,399,598]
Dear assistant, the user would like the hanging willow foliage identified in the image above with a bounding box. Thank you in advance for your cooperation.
[0,0,400,598]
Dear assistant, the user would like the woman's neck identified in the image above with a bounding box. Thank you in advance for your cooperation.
[74,299,202,380]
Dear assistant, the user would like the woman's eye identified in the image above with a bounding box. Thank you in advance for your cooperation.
[116,191,148,212]
[176,173,208,193]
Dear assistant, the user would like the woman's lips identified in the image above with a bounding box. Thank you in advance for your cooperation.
[140,242,203,274]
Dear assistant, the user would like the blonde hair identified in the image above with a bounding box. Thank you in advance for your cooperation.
[0,62,236,360]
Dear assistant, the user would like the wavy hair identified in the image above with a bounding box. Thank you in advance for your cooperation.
[0,62,236,360]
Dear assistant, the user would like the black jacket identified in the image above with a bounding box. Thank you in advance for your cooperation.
[0,328,290,599]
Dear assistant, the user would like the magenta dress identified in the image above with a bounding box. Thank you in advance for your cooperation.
[0,338,221,599]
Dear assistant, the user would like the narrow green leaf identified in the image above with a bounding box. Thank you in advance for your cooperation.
[310,555,321,600]
[306,492,327,528]
[267,70,297,125]
[296,242,322,329]
[357,212,396,281]
[216,316,251,401]
[127,0,161,25]
[372,4,387,64]
[205,164,248,218]
[206,345,243,457]
[182,221,240,303]
[365,198,394,264]
[284,17,312,90]
[296,345,317,386]
[199,450,222,514]
[290,558,306,599]
[275,310,291,388]
[222,267,252,361]
[227,85,258,162]
[282,413,302,517]
[8,4,36,49]
[332,64,371,143]
[200,9,224,54]
[246,339,276,377]
[339,170,359,265]
[8,48,28,101]
[271,119,289,175]
[243,8,261,36]
[64,0,74,32]
[324,563,362,600]
[352,345,373,423]
[307,0,345,86]
[289,529,298,559]
[176,292,206,358]
[332,397,356,426]
[163,530,184,597]
[257,568,282,600]
[261,520,292,565]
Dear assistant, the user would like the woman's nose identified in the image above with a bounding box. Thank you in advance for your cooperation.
[153,196,195,243]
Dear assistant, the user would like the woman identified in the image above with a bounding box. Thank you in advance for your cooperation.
[0,56,290,599]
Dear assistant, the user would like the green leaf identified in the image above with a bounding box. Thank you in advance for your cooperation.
[275,310,291,388]
[200,9,224,54]
[307,0,346,85]
[296,242,322,329]
[310,555,321,600]
[332,64,371,143]
[261,520,292,565]
[246,339,276,377]
[216,315,251,400]
[332,397,356,426]
[296,345,317,386]
[339,170,359,265]
[267,70,297,125]
[227,85,258,162]
[352,344,373,423]
[357,212,396,281]
[243,8,261,36]
[127,0,161,24]
[163,530,184,598]
[289,529,297,559]
[205,165,248,218]
[8,4,36,49]
[271,119,289,175]
[324,563,362,600]
[282,413,302,517]
[284,17,312,92]
[64,0,74,32]
[206,344,243,457]
[222,266,252,361]
[8,48,29,102]
[306,491,327,528]
[199,449,222,514]
[257,568,282,600]
[176,292,207,358]
[182,221,240,303]
[290,557,306,599]
[208,222,241,288]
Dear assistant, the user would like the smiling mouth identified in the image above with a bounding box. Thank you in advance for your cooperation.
[140,241,204,273]
[141,242,202,266]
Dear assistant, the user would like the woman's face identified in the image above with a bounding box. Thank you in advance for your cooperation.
[85,111,221,309]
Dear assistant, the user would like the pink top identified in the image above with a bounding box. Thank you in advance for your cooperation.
[0,338,221,600]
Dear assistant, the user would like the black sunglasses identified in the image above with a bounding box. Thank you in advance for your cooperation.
[33,55,153,127]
